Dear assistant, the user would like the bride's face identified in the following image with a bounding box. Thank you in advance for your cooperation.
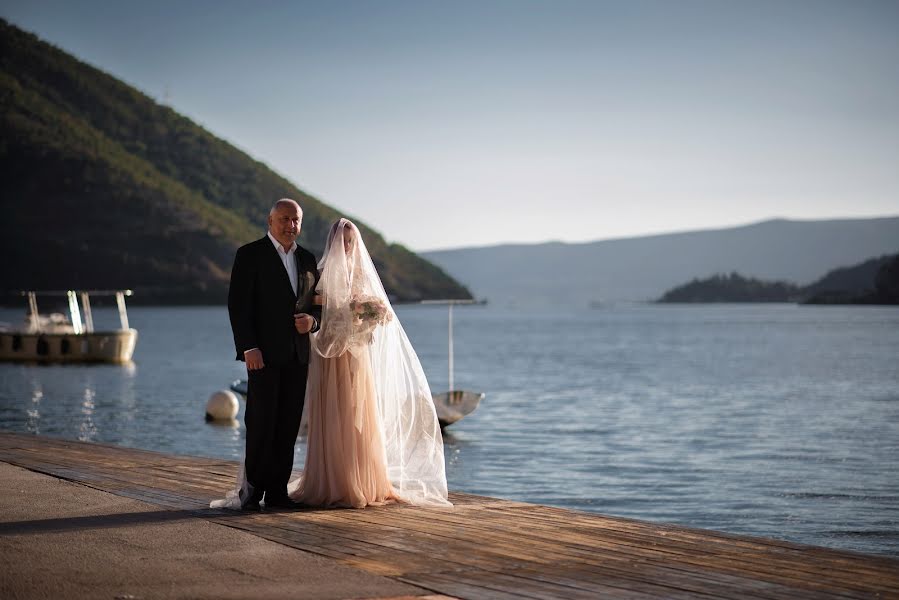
[343,230,355,254]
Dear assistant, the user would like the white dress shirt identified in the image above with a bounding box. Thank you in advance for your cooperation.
[267,230,298,294]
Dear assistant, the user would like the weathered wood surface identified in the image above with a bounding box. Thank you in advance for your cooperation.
[1,432,896,600]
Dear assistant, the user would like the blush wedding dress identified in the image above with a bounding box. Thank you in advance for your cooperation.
[288,218,451,508]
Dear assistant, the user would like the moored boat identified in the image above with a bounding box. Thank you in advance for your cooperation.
[418,299,485,428]
[0,290,138,363]
[431,390,484,428]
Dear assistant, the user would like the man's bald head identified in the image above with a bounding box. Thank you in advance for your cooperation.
[270,198,302,217]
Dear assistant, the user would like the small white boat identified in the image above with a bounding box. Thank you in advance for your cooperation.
[420,299,484,428]
[0,290,138,363]
[432,390,484,428]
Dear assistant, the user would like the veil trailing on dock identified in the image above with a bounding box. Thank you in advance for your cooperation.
[309,218,451,507]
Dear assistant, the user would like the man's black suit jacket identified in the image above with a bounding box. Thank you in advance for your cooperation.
[228,236,322,366]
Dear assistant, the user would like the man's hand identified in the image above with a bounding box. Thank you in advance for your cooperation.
[294,313,315,334]
[244,348,264,371]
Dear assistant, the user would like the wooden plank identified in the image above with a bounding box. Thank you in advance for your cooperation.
[342,500,899,592]
[471,568,751,600]
[324,504,886,599]
[520,504,899,570]
[397,572,554,600]
[495,563,858,600]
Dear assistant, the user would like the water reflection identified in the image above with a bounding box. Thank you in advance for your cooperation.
[119,361,137,376]
[441,429,473,448]
[27,385,42,434]
[441,429,473,472]
[207,418,240,429]
[113,362,138,446]
[79,386,97,442]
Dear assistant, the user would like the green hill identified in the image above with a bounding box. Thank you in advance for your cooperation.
[657,273,801,303]
[802,253,899,304]
[0,19,471,303]
[657,253,899,304]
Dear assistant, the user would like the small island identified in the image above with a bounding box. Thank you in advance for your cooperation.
[658,253,899,305]
[658,273,799,303]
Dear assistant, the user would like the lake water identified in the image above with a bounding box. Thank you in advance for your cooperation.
[1,303,897,557]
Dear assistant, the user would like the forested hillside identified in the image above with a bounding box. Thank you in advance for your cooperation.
[0,20,470,303]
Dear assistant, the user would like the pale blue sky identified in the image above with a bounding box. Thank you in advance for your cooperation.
[3,0,898,250]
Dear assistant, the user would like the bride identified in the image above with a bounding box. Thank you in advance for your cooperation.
[288,218,451,508]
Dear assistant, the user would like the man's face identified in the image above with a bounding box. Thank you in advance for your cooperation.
[269,203,301,246]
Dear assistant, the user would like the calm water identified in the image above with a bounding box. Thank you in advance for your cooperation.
[1,304,898,556]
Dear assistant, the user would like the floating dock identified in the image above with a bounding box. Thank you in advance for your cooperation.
[1,432,896,599]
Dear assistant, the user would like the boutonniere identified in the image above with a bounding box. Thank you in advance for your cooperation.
[295,271,317,313]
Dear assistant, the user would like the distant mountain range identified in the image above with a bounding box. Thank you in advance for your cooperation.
[0,20,470,304]
[423,217,899,307]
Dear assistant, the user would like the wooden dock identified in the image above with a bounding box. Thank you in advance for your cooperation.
[1,431,896,599]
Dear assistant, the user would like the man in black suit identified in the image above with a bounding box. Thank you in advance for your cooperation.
[228,198,321,510]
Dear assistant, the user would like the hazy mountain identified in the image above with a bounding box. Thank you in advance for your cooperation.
[423,217,899,307]
[0,20,470,303]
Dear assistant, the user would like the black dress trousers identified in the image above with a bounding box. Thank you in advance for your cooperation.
[244,359,307,500]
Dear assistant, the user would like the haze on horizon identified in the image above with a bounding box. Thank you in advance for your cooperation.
[2,0,898,251]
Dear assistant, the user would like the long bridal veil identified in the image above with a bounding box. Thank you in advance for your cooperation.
[309,218,451,507]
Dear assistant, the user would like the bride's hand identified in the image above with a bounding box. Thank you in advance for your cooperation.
[313,294,323,306]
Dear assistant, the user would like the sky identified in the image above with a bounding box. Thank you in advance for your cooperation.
[2,0,898,251]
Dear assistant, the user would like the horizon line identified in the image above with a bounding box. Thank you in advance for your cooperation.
[416,214,899,254]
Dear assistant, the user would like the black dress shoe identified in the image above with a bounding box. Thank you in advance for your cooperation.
[239,485,263,512]
[240,499,262,512]
[263,496,305,509]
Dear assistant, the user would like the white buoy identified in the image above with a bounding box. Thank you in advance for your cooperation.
[205,390,239,422]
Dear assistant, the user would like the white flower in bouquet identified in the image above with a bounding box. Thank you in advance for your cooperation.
[349,295,393,326]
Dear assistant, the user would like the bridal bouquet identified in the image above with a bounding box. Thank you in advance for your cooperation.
[349,295,393,326]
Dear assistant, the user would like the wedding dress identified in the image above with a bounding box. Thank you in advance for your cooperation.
[288,218,451,508]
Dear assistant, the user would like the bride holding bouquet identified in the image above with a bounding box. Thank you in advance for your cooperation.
[289,218,451,508]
